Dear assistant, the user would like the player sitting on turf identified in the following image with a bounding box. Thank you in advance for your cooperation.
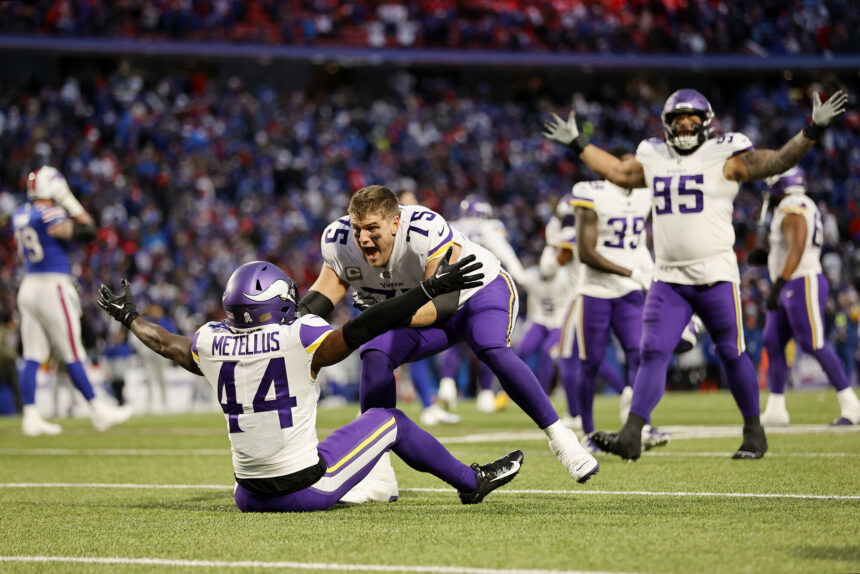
[98,254,525,511]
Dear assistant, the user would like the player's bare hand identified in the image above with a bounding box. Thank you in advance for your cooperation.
[420,248,484,298]
[352,289,382,312]
[542,111,579,146]
[98,279,140,328]
[811,90,848,127]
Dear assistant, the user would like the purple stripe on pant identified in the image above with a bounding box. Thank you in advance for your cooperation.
[630,280,759,421]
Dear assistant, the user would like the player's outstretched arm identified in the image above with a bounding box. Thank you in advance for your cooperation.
[726,90,848,182]
[311,250,483,371]
[543,111,646,188]
[298,263,348,319]
[98,280,202,376]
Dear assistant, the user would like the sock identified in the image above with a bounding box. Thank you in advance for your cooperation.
[621,413,646,440]
[477,361,494,391]
[836,388,860,417]
[578,361,599,435]
[558,356,579,417]
[20,360,40,405]
[359,350,398,411]
[766,393,786,411]
[478,347,559,428]
[389,409,476,492]
[598,362,626,394]
[723,353,760,419]
[811,347,850,392]
[66,361,96,401]
[408,361,435,408]
[765,345,789,394]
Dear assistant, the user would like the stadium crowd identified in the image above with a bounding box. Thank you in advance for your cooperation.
[0,0,857,55]
[0,64,858,392]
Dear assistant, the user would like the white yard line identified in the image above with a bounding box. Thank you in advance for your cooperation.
[0,482,856,500]
[0,556,631,574]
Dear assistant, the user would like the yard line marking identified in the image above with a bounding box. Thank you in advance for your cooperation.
[402,488,860,500]
[439,424,860,444]
[0,483,857,500]
[1,448,857,458]
[0,556,631,574]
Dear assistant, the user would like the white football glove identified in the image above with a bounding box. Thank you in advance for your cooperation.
[811,90,848,127]
[630,268,652,290]
[542,111,580,146]
[50,178,85,217]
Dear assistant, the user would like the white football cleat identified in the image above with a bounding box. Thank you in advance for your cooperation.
[760,395,790,427]
[90,400,133,432]
[437,377,458,411]
[476,389,497,413]
[619,386,633,424]
[548,428,599,483]
[561,415,583,432]
[835,388,860,425]
[339,452,399,504]
[22,407,62,437]
[419,404,461,427]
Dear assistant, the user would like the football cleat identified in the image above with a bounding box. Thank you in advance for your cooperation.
[459,450,523,504]
[591,427,642,461]
[549,429,599,483]
[581,435,601,454]
[731,423,768,459]
[22,412,62,437]
[339,452,399,504]
[419,404,461,427]
[561,414,583,432]
[760,404,790,426]
[437,377,458,411]
[476,389,497,413]
[831,416,854,426]
[90,400,133,433]
[641,425,671,451]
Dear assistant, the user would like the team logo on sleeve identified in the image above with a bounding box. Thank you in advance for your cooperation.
[346,267,363,281]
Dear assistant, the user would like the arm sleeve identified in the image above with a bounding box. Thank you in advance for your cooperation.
[297,290,335,320]
[342,286,431,349]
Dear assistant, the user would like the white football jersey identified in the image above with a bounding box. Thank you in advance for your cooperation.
[191,315,333,479]
[571,180,653,299]
[636,133,753,284]
[520,264,578,329]
[321,205,500,305]
[768,194,823,281]
[451,216,526,284]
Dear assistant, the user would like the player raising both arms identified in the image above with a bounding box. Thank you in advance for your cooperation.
[99,255,527,511]
[544,88,848,460]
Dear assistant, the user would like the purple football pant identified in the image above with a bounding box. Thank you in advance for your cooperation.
[630,281,759,420]
[233,408,477,512]
[441,343,495,392]
[517,323,561,393]
[360,273,560,428]
[763,274,849,394]
[577,291,644,434]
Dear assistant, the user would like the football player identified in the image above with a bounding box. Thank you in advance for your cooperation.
[301,185,599,484]
[99,256,526,511]
[567,148,656,449]
[13,166,131,436]
[438,195,528,413]
[544,88,848,460]
[751,167,860,425]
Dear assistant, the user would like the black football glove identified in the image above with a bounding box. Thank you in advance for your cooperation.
[766,277,787,311]
[419,248,484,299]
[352,289,383,312]
[98,279,140,328]
[747,248,769,266]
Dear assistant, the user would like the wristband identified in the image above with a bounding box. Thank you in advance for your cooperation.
[802,123,826,141]
[566,134,590,154]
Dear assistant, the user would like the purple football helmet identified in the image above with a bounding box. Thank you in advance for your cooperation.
[661,89,715,152]
[222,261,298,328]
[556,192,576,227]
[766,166,806,196]
[460,194,493,218]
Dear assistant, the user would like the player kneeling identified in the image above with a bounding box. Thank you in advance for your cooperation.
[98,253,523,511]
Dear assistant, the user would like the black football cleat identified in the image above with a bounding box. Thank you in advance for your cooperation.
[591,429,642,461]
[459,450,524,504]
[731,423,768,459]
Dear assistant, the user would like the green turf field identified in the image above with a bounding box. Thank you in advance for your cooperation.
[0,390,857,574]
